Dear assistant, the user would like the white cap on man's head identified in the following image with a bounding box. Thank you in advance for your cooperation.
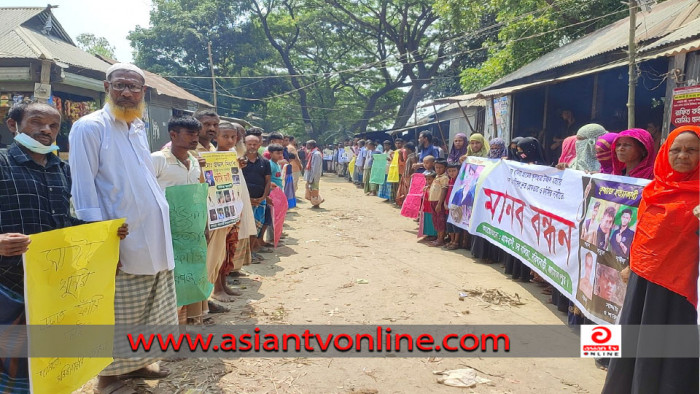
[106,63,146,81]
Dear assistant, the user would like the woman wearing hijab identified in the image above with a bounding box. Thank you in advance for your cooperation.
[516,137,546,165]
[558,135,577,165]
[459,133,490,163]
[611,129,656,180]
[595,133,617,174]
[466,134,496,260]
[568,124,607,172]
[447,133,468,165]
[602,126,700,394]
[508,137,524,161]
[488,138,508,159]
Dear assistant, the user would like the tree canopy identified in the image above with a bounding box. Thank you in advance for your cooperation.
[129,0,639,141]
[76,33,116,59]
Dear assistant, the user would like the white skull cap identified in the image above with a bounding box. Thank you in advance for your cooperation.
[106,63,146,81]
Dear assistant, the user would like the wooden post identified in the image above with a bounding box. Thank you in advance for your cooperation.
[431,103,448,146]
[456,101,476,133]
[490,97,498,139]
[207,41,217,110]
[591,73,599,120]
[38,59,51,104]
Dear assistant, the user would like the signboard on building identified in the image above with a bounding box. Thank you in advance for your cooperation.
[671,85,700,127]
[485,95,512,142]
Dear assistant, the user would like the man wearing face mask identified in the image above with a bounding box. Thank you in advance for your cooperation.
[69,63,177,393]
[0,102,128,393]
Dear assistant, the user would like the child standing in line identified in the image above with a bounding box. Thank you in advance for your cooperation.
[364,141,380,196]
[428,158,449,247]
[444,162,461,250]
[418,170,438,243]
[422,155,435,172]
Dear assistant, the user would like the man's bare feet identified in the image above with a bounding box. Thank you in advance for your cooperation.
[219,275,242,296]
[210,290,236,302]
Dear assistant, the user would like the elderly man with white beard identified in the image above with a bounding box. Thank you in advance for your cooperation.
[69,63,177,393]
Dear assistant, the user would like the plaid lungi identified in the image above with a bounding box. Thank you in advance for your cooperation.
[100,270,178,376]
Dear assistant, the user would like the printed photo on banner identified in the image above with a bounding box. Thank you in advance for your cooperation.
[447,157,491,230]
[575,174,648,324]
[577,249,597,301]
[201,151,244,230]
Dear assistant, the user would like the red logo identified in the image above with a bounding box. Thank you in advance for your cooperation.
[591,326,611,344]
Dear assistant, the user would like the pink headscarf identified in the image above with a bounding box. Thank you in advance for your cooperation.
[595,133,617,174]
[611,129,656,180]
[558,135,577,164]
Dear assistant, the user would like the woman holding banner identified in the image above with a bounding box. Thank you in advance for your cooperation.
[602,126,700,394]
[611,129,656,180]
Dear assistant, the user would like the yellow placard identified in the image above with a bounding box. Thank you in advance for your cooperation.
[348,156,356,177]
[23,219,124,394]
[387,150,400,183]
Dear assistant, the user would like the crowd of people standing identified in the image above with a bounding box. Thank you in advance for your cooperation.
[332,122,699,393]
[0,60,698,394]
[0,63,325,394]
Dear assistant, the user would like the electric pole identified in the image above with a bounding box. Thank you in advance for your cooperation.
[627,1,637,128]
[207,41,218,110]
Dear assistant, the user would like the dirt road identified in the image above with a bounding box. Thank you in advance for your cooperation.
[80,174,605,393]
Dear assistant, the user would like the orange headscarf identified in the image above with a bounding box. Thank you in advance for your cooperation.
[630,126,700,306]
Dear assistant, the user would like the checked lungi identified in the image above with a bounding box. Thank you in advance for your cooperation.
[101,270,178,376]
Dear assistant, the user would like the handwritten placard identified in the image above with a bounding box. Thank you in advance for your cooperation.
[23,219,124,394]
[165,183,212,306]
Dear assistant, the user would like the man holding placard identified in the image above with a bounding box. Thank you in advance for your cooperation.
[0,102,128,393]
[151,116,211,324]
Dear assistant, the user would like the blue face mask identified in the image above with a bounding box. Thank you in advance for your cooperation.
[14,132,59,155]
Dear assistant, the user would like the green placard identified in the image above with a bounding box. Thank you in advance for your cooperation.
[369,153,387,185]
[165,183,213,306]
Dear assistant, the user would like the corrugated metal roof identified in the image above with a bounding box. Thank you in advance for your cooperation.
[479,59,629,98]
[0,30,38,59]
[651,37,700,56]
[640,16,700,52]
[0,7,44,36]
[487,0,700,89]
[0,6,212,106]
[0,7,111,73]
[16,27,113,72]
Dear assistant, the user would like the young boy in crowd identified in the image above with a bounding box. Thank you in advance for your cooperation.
[364,141,380,196]
[428,159,449,247]
[207,124,244,303]
[354,139,366,185]
[419,170,438,243]
[268,144,285,189]
[444,163,461,250]
[422,154,435,172]
[266,143,285,245]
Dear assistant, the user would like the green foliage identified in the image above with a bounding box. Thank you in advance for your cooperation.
[129,0,470,139]
[436,0,631,92]
[76,33,116,59]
